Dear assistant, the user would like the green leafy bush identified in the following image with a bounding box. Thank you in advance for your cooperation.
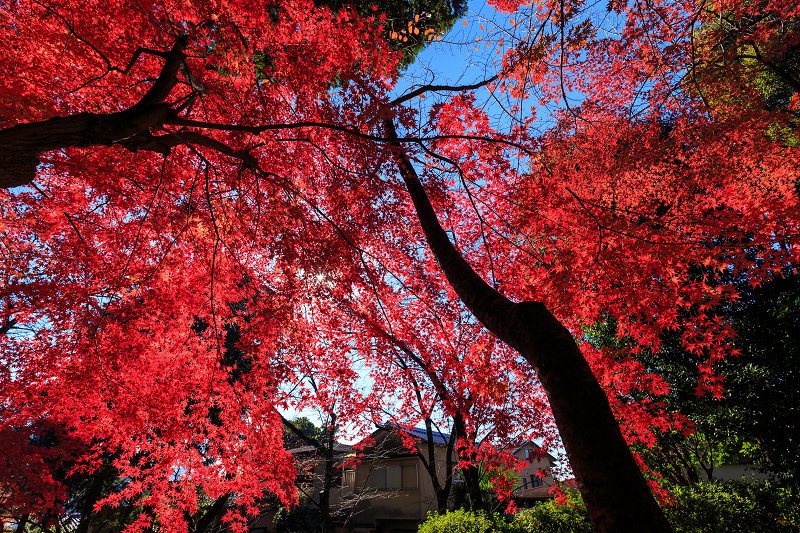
[418,482,800,532]
[665,481,800,533]
[418,508,513,533]
[513,497,591,533]
[418,495,591,533]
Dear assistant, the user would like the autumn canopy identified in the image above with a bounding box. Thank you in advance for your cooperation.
[0,0,797,531]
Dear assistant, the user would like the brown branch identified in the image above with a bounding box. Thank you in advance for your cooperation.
[166,116,534,155]
[385,75,500,108]
[0,38,188,188]
[354,310,451,405]
[0,317,16,336]
[382,118,518,343]
[384,118,673,532]
[279,413,325,451]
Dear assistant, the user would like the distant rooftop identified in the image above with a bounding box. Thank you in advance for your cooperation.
[406,426,452,445]
[510,441,557,462]
[374,423,452,446]
[287,443,353,455]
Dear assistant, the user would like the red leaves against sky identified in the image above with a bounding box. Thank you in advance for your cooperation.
[0,0,798,529]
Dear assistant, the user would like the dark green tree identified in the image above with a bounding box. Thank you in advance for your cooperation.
[589,271,800,489]
[282,416,325,450]
[720,272,800,488]
[317,0,467,69]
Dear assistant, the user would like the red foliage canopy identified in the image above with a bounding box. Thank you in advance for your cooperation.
[0,0,797,530]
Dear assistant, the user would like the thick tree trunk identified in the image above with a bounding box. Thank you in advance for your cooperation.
[461,461,486,512]
[0,104,176,188]
[384,120,673,533]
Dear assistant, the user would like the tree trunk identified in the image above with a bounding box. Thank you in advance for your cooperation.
[418,416,457,513]
[14,514,29,533]
[319,427,335,533]
[384,120,673,533]
[75,465,110,533]
[193,495,229,533]
[451,414,486,512]
[280,413,336,533]
[319,485,332,533]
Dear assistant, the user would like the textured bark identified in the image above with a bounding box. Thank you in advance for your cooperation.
[0,104,175,188]
[384,119,673,533]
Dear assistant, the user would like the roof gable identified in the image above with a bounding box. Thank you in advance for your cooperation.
[511,441,557,462]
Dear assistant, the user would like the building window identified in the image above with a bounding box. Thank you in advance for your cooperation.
[370,464,417,489]
[386,464,402,488]
[342,469,355,489]
[401,464,417,488]
[530,475,544,488]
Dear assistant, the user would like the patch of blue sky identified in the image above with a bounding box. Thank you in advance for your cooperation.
[389,0,591,135]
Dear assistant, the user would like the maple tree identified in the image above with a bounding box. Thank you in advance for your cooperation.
[1,0,799,532]
[361,306,555,512]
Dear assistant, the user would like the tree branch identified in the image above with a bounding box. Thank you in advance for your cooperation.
[279,413,325,451]
[0,38,188,188]
[0,317,16,336]
[382,118,518,341]
[385,75,500,108]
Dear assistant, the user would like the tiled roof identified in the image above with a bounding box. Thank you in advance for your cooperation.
[406,426,451,445]
[370,423,452,446]
[287,443,352,455]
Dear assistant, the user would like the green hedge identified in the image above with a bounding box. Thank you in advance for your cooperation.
[665,481,799,532]
[418,482,800,532]
[511,497,591,533]
[417,508,512,533]
[418,496,590,533]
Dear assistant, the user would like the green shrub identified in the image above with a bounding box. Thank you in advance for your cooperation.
[418,508,513,533]
[665,481,800,533]
[418,482,800,533]
[418,497,591,533]
[513,496,591,533]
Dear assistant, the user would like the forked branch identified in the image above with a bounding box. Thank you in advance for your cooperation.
[0,38,189,188]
